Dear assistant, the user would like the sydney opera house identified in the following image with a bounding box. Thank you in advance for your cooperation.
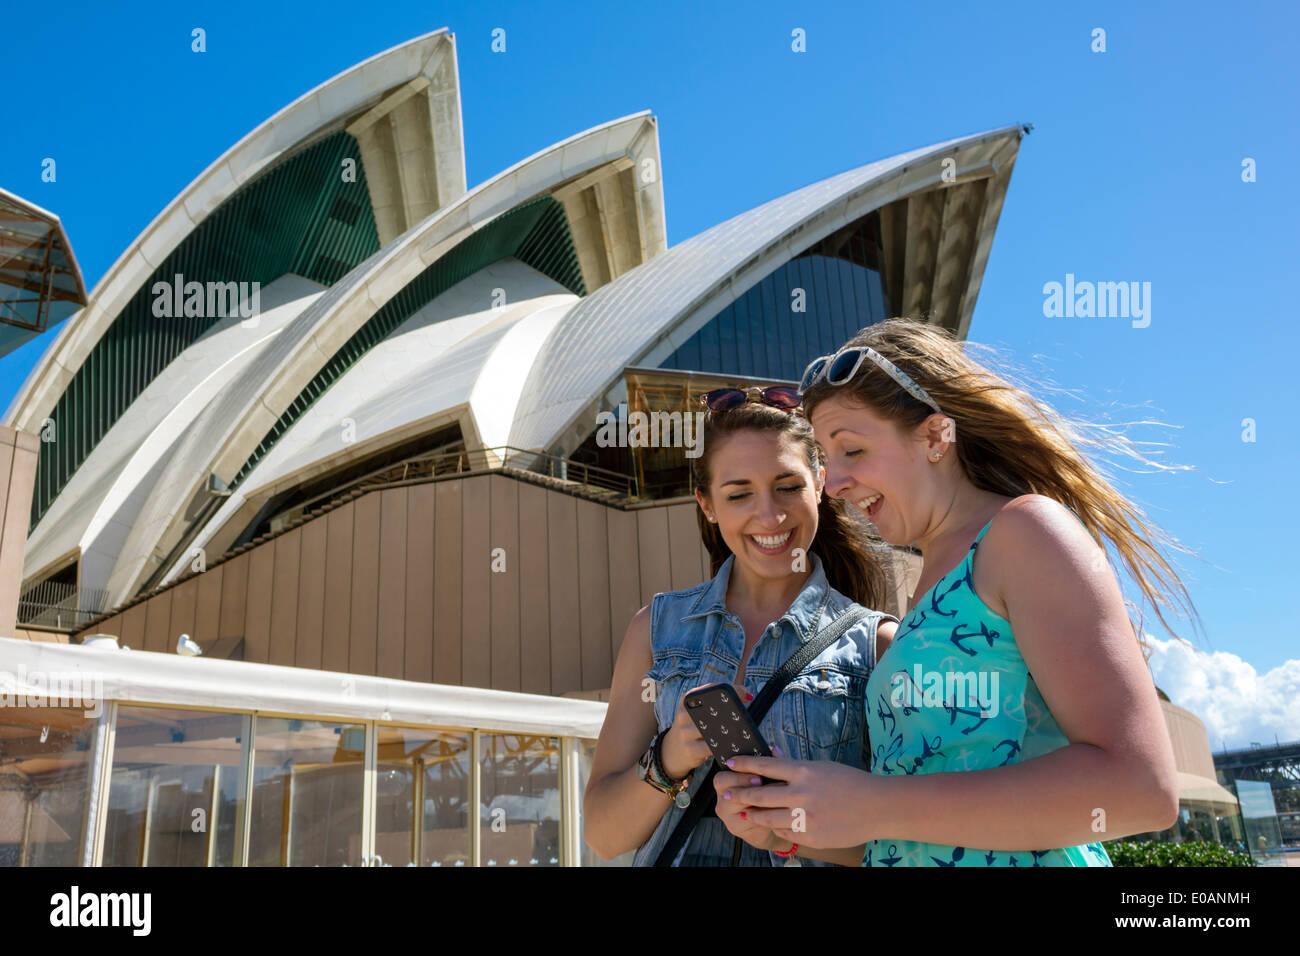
[0,28,1125,868]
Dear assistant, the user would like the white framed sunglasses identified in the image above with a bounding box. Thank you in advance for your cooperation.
[799,345,944,415]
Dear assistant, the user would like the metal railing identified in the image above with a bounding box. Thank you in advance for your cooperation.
[16,580,109,629]
[268,445,642,534]
[346,445,640,500]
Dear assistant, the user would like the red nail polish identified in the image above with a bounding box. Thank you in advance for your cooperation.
[745,692,754,701]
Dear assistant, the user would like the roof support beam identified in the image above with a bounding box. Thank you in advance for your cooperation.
[345,76,432,136]
[550,157,634,203]
[878,199,907,316]
[900,188,944,322]
[590,181,617,283]
[552,158,638,292]
[955,138,1020,339]
[928,178,987,332]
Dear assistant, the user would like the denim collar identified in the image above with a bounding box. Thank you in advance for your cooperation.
[678,550,834,643]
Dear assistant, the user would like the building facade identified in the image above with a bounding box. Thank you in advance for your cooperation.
[0,29,1043,866]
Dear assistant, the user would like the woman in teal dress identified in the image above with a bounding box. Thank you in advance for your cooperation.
[713,319,1195,866]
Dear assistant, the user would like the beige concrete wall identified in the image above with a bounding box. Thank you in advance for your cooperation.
[76,475,712,695]
[74,471,914,695]
[0,425,39,638]
[1161,698,1217,779]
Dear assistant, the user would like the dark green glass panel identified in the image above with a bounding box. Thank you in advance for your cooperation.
[32,131,381,528]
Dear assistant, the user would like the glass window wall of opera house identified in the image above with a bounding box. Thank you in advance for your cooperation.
[0,635,627,866]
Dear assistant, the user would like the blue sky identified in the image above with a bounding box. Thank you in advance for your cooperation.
[2,1,1296,748]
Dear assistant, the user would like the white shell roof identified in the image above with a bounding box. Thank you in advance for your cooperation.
[98,112,663,604]
[4,28,462,433]
[167,258,579,584]
[21,275,326,591]
[509,125,1024,458]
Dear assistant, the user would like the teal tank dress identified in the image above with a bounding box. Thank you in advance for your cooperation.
[862,516,1112,867]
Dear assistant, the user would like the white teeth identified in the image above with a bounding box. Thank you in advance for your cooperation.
[857,494,881,512]
[750,530,792,548]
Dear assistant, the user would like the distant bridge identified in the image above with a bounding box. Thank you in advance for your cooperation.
[1215,740,1300,782]
[1215,740,1300,839]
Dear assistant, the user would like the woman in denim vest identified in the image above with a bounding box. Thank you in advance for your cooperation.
[583,394,898,866]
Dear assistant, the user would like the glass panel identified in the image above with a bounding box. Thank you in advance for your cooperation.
[1235,779,1286,865]
[576,738,635,866]
[103,707,247,866]
[851,262,872,337]
[655,212,891,381]
[718,306,737,373]
[810,257,827,353]
[825,256,849,351]
[798,257,818,364]
[373,726,472,867]
[0,706,98,866]
[247,717,365,866]
[772,269,791,376]
[761,275,780,378]
[871,267,887,317]
[737,294,760,375]
[479,734,561,866]
[701,306,721,371]
[838,256,860,340]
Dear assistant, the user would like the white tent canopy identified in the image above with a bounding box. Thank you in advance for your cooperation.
[0,635,606,738]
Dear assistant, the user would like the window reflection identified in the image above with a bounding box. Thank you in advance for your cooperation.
[0,707,97,866]
[374,727,471,866]
[4,701,611,867]
[103,707,245,866]
[479,734,560,866]
[247,717,365,866]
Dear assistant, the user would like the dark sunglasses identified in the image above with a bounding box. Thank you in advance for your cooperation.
[699,386,802,412]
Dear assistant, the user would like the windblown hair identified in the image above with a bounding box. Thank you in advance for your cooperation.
[799,318,1199,643]
[689,401,889,611]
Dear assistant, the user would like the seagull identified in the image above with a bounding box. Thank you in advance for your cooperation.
[176,633,203,656]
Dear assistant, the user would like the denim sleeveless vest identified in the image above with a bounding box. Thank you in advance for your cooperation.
[631,550,896,866]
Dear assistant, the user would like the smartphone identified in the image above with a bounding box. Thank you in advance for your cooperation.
[684,682,777,782]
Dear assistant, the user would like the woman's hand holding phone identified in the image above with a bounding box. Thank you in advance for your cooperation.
[658,685,716,781]
[659,683,791,854]
[712,753,794,853]
[716,754,875,850]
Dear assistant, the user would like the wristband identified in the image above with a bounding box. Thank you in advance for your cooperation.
[773,842,798,858]
[651,728,689,785]
[638,729,693,808]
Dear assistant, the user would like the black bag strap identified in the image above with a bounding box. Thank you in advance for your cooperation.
[653,604,871,866]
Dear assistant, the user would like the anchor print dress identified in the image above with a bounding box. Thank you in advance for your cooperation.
[861,517,1112,867]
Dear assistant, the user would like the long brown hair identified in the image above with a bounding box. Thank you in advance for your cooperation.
[690,400,889,610]
[800,318,1200,643]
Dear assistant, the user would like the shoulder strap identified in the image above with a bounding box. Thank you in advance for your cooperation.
[653,604,872,866]
[748,605,870,725]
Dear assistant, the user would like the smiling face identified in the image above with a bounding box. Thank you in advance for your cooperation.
[809,392,939,546]
[694,429,823,580]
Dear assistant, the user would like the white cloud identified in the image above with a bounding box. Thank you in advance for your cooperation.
[1145,635,1300,752]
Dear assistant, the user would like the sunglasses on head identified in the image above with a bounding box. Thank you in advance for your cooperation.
[799,345,944,415]
[698,385,802,412]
